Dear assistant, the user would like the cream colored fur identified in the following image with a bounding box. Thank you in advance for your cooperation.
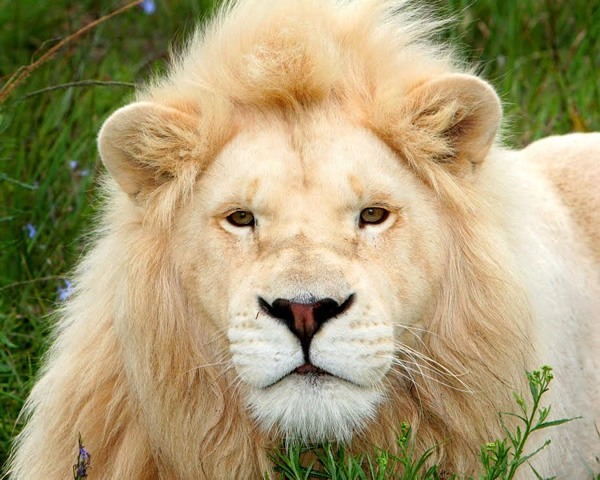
[7,0,600,478]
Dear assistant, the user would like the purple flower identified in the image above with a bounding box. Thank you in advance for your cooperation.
[25,223,37,239]
[80,169,90,177]
[79,447,89,462]
[58,279,74,301]
[140,0,156,15]
[69,160,78,170]
[73,437,91,479]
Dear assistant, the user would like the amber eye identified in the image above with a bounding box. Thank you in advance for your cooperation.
[226,210,255,227]
[359,207,389,227]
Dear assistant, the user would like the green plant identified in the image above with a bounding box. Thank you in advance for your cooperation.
[479,366,578,480]
[267,366,575,480]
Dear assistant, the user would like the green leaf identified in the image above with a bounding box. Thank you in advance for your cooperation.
[512,440,552,469]
[512,392,527,414]
[528,378,539,401]
[535,417,579,430]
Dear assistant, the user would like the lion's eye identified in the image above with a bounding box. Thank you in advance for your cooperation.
[226,210,255,227]
[359,207,389,227]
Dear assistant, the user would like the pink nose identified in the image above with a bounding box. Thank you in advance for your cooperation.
[289,302,319,342]
[258,295,354,356]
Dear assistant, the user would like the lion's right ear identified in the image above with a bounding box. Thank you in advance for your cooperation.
[98,102,201,198]
[401,74,502,175]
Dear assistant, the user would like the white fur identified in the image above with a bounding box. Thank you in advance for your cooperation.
[247,375,385,443]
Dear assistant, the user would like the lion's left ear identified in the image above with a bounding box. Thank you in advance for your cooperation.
[402,73,502,174]
[97,102,201,200]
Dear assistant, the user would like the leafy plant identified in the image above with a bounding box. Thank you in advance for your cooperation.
[479,366,578,480]
[268,366,576,479]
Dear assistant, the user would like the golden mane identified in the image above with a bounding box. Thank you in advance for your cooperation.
[147,0,459,108]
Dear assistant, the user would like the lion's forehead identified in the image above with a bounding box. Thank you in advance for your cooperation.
[198,115,420,212]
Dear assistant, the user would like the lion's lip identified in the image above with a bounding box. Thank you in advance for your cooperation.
[262,363,362,389]
[294,363,328,375]
[262,363,333,388]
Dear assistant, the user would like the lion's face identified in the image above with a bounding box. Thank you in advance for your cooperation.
[173,112,447,442]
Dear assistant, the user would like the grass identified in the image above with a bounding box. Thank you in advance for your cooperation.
[0,0,598,474]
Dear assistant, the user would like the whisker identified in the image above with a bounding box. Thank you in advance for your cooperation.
[395,342,469,379]
[394,323,436,354]
[391,355,474,394]
[184,360,230,375]
[396,361,473,393]
[387,363,424,410]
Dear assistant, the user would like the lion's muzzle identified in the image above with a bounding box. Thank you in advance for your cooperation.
[258,294,355,358]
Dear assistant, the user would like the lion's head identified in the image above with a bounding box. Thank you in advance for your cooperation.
[27,0,531,476]
[98,50,526,459]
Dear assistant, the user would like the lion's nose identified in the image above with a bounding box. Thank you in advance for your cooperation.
[258,294,354,356]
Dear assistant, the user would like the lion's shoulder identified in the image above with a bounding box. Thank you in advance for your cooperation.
[524,133,600,261]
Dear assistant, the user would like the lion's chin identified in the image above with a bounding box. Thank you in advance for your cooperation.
[246,373,384,443]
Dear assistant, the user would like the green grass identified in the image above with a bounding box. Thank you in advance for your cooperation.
[0,0,598,474]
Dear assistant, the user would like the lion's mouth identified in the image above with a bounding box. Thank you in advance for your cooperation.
[263,363,332,388]
[294,363,328,375]
[261,363,361,390]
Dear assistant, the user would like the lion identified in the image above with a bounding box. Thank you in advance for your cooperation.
[7,0,600,478]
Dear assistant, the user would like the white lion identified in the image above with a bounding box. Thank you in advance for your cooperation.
[7,0,600,478]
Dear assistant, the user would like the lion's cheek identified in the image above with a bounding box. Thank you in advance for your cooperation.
[173,227,254,328]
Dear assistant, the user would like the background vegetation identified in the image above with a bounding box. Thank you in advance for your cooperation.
[1,0,598,473]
